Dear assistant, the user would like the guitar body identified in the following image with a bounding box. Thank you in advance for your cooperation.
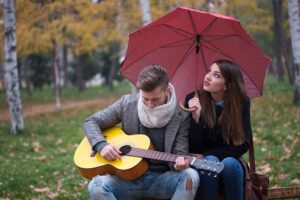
[74,127,151,180]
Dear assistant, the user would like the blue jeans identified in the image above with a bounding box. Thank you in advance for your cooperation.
[200,156,244,200]
[88,168,199,200]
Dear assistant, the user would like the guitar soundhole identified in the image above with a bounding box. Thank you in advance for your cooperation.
[119,145,132,156]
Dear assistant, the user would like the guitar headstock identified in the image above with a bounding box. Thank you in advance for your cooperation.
[191,158,224,176]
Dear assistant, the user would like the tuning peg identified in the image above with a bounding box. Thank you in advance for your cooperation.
[200,171,205,175]
[207,172,211,176]
[213,174,218,178]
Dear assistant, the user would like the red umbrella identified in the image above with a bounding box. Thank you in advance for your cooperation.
[120,6,271,101]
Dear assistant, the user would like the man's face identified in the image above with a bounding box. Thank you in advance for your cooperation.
[141,86,170,108]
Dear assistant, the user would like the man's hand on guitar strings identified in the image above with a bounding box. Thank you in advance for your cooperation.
[174,156,190,171]
[100,144,122,161]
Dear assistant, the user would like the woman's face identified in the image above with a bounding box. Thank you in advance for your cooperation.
[203,63,226,100]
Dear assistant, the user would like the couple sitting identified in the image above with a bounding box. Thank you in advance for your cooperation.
[83,61,251,200]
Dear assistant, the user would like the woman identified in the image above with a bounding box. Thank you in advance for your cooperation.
[185,60,251,200]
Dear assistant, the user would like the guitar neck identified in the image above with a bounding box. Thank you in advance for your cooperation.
[119,145,223,174]
[129,147,194,163]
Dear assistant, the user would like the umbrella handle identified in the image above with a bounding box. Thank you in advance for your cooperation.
[179,101,197,112]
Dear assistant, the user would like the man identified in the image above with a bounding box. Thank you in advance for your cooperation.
[83,64,199,200]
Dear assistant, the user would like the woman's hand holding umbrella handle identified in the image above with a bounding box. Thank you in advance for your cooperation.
[179,92,201,115]
[179,101,197,112]
[188,96,201,123]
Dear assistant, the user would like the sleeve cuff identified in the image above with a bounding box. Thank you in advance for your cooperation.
[94,141,109,152]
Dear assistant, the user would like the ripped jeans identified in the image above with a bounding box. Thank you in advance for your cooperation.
[88,168,199,200]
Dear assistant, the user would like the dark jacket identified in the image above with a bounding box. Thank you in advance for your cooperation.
[185,92,251,160]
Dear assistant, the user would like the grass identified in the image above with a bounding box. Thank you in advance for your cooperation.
[0,76,300,199]
[0,83,131,199]
[0,82,131,109]
[250,76,300,187]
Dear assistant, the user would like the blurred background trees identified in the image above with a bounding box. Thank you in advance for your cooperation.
[1,0,300,133]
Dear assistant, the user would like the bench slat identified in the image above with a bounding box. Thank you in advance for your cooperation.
[268,186,300,199]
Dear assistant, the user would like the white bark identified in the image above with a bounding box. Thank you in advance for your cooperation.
[288,0,300,63]
[3,0,24,134]
[53,44,61,109]
[288,0,300,104]
[139,0,152,25]
[131,0,152,94]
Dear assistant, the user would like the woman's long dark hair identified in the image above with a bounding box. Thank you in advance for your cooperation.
[199,60,248,145]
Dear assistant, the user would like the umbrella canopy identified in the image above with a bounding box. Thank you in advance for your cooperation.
[120,6,272,101]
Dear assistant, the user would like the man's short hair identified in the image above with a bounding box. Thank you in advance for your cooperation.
[136,64,169,92]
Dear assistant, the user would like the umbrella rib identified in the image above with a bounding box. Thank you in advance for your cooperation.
[121,38,195,73]
[199,45,208,72]
[160,37,194,48]
[164,24,194,41]
[206,33,261,50]
[188,10,198,34]
[170,42,196,82]
[201,40,260,92]
[204,34,237,42]
[200,18,218,36]
[201,39,235,60]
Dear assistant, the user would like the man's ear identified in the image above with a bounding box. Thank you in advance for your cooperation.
[166,86,171,94]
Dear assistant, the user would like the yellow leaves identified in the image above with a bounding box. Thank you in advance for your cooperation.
[220,0,272,38]
[16,0,51,55]
[14,0,115,56]
[8,0,275,59]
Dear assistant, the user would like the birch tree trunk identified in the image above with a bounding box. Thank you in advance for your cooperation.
[62,45,68,87]
[273,0,286,82]
[139,0,152,26]
[52,40,61,109]
[288,0,300,105]
[3,0,24,134]
[132,0,152,93]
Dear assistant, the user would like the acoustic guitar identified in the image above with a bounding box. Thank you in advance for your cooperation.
[74,126,224,180]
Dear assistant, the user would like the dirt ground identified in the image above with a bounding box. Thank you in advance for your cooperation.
[0,97,117,122]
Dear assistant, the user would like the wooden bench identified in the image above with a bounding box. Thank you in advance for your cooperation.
[268,186,300,199]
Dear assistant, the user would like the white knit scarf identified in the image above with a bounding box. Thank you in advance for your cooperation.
[137,83,177,128]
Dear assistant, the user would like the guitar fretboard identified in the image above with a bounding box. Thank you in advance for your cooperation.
[128,147,195,163]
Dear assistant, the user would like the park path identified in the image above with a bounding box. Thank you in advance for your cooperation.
[0,97,118,122]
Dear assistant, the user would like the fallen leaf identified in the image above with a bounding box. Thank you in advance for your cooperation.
[33,187,50,193]
[56,179,63,192]
[261,147,267,152]
[37,155,46,161]
[32,141,42,152]
[291,179,300,185]
[55,138,63,145]
[278,173,290,180]
[46,191,58,199]
[257,163,271,174]
[278,154,290,161]
[282,143,292,154]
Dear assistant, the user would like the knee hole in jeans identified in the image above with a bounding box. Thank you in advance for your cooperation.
[186,178,193,190]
